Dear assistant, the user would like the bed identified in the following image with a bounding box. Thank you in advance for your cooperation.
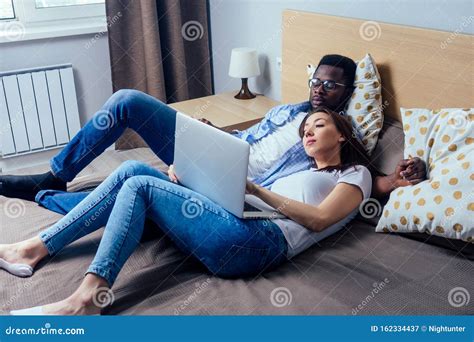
[1,10,473,315]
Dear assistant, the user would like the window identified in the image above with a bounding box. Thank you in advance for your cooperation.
[0,0,15,20]
[0,0,106,43]
[24,0,106,24]
[35,0,104,9]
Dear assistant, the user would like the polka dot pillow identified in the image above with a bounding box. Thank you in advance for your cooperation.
[307,54,383,155]
[376,107,473,243]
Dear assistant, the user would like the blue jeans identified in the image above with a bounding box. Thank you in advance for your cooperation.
[50,89,177,182]
[39,161,288,286]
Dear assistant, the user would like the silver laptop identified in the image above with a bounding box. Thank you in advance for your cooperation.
[174,112,285,219]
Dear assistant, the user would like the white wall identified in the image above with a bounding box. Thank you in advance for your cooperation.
[0,33,112,171]
[209,0,473,101]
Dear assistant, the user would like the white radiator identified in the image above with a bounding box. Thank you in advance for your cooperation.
[0,64,81,158]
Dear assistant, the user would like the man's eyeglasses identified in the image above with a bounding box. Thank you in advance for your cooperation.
[308,78,347,92]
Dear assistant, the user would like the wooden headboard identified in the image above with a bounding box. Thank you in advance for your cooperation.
[281,10,473,121]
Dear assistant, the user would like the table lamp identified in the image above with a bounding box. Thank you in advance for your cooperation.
[228,47,260,99]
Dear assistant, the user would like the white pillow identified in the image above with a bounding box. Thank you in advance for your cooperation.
[307,54,383,155]
[375,107,473,243]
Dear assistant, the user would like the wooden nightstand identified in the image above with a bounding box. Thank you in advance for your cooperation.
[169,91,280,131]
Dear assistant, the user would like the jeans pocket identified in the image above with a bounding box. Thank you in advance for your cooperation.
[216,244,270,278]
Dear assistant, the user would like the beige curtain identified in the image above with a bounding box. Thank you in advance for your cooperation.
[106,0,213,149]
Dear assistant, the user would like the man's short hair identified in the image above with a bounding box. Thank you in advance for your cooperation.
[317,54,357,87]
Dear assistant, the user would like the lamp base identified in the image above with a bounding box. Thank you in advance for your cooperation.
[234,78,256,100]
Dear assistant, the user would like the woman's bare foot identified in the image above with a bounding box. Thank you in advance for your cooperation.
[0,237,49,269]
[41,274,110,315]
[41,296,101,316]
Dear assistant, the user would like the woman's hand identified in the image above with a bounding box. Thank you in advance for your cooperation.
[168,164,179,183]
[246,180,258,194]
[393,157,427,187]
[246,181,363,233]
[399,157,426,185]
[372,157,427,198]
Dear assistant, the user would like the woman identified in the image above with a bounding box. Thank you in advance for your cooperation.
[1,107,372,315]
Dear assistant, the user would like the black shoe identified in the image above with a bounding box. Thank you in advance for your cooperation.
[0,171,67,202]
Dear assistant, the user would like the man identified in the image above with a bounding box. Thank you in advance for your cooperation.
[0,54,425,204]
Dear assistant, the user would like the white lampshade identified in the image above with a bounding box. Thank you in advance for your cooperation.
[228,47,260,78]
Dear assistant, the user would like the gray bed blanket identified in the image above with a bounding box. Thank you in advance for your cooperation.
[1,148,472,315]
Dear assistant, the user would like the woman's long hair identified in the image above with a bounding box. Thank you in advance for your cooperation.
[298,106,374,173]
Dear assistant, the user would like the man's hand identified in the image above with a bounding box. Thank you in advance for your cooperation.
[198,118,216,128]
[373,157,427,197]
[198,117,234,134]
[394,157,426,187]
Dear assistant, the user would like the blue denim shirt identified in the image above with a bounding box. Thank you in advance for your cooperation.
[232,101,314,187]
[37,101,315,214]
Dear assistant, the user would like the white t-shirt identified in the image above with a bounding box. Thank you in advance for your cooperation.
[251,166,372,258]
[247,113,306,179]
